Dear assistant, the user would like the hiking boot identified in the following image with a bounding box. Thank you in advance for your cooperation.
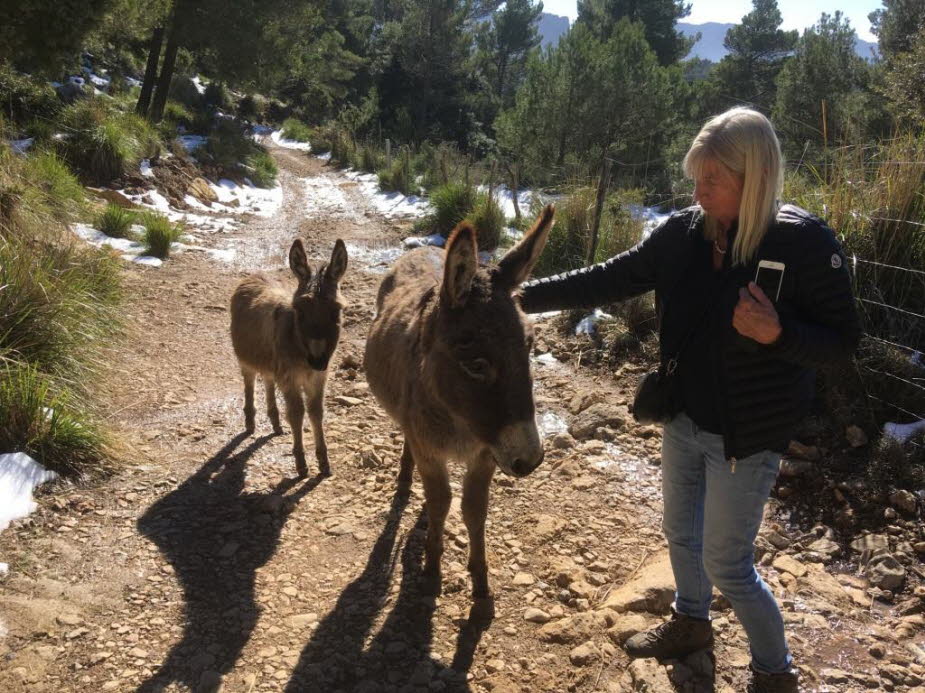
[746,666,800,693]
[624,608,713,660]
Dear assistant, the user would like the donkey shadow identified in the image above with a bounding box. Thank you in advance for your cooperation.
[285,490,493,692]
[136,432,323,693]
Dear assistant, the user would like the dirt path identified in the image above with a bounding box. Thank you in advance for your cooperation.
[0,148,918,693]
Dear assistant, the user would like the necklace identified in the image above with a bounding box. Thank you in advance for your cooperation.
[713,239,727,255]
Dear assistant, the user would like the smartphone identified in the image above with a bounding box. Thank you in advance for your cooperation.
[754,260,785,302]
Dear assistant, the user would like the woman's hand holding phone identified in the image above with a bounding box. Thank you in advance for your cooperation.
[733,282,782,344]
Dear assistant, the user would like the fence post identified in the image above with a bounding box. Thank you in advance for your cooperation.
[385,138,392,168]
[587,159,613,266]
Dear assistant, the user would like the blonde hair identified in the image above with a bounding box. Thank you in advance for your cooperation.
[683,107,783,266]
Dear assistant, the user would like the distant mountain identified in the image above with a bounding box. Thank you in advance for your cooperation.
[536,17,878,61]
[678,22,879,62]
[538,12,569,49]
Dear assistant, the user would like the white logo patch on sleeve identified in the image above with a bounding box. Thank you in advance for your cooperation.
[831,253,842,269]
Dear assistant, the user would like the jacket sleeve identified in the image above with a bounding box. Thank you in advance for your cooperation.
[767,224,861,368]
[518,215,678,314]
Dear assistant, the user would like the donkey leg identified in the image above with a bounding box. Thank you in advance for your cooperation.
[418,457,451,595]
[305,383,330,476]
[241,367,256,434]
[463,453,496,599]
[282,387,308,478]
[264,377,283,434]
[397,440,414,489]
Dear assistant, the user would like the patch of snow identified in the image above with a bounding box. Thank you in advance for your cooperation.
[270,130,312,151]
[344,242,403,274]
[629,204,673,240]
[178,135,207,152]
[139,159,154,178]
[343,169,430,219]
[316,152,332,162]
[575,308,613,337]
[0,453,57,533]
[9,138,34,155]
[175,243,236,263]
[537,411,568,438]
[883,419,925,445]
[192,75,207,95]
[479,185,535,221]
[212,178,282,218]
[71,223,164,267]
[403,234,446,249]
[68,76,85,86]
[0,563,7,579]
[910,351,924,369]
[301,175,356,220]
[533,352,561,368]
[125,76,142,88]
[84,70,110,89]
[503,227,524,243]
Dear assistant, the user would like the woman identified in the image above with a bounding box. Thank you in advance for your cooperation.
[519,108,860,692]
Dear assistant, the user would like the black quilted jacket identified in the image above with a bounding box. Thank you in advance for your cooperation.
[520,204,861,461]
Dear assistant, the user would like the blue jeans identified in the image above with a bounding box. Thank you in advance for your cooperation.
[661,413,792,675]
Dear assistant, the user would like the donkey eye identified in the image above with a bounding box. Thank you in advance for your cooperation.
[460,358,491,381]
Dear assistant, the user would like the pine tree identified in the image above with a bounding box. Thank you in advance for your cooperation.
[710,0,798,111]
[575,0,694,65]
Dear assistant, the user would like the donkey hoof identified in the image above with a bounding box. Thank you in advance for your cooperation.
[294,456,309,478]
[272,425,284,436]
[244,421,255,435]
[420,570,443,597]
[319,463,332,477]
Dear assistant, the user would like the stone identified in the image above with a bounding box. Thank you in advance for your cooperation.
[798,566,854,607]
[778,459,815,477]
[808,538,841,559]
[568,403,625,440]
[623,658,675,692]
[850,534,889,565]
[572,476,597,490]
[764,530,791,550]
[822,668,851,685]
[890,490,918,515]
[787,440,821,460]
[527,513,568,542]
[512,572,534,586]
[56,614,82,626]
[570,391,603,415]
[846,425,868,447]
[523,608,551,624]
[606,613,651,645]
[537,612,603,644]
[601,551,674,615]
[551,433,575,450]
[866,554,906,591]
[667,661,694,686]
[569,642,598,666]
[188,177,218,204]
[772,555,807,578]
[334,396,363,406]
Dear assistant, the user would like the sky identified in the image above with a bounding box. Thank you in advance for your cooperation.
[540,0,882,42]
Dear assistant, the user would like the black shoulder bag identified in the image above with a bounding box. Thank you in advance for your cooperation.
[631,275,726,425]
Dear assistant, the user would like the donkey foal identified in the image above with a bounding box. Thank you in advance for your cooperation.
[365,205,555,598]
[230,238,347,477]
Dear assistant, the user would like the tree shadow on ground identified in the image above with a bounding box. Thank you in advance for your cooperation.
[136,431,323,693]
[286,491,494,692]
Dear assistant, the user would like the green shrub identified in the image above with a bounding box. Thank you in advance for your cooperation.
[168,74,203,111]
[58,100,160,184]
[203,81,233,111]
[96,204,136,238]
[246,150,277,188]
[0,137,121,478]
[0,64,61,125]
[281,117,312,142]
[428,182,477,237]
[23,151,86,221]
[203,119,255,171]
[0,361,104,477]
[140,212,183,259]
[377,148,412,194]
[237,94,268,123]
[465,194,504,251]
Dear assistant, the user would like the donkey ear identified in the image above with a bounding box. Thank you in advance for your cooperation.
[288,238,312,285]
[493,203,555,291]
[325,239,348,283]
[441,222,478,309]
